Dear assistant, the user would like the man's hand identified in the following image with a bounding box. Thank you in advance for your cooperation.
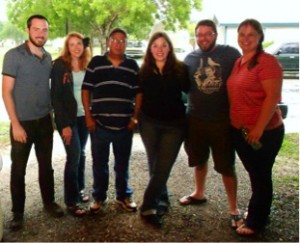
[127,117,138,131]
[12,123,27,143]
[85,115,96,133]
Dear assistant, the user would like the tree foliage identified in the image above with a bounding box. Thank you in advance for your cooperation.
[6,0,202,53]
[0,21,27,43]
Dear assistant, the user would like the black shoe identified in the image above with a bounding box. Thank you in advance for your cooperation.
[44,202,64,218]
[157,205,169,217]
[141,214,163,228]
[10,213,24,231]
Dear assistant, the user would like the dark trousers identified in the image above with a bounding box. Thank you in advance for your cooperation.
[232,125,284,231]
[139,115,186,213]
[10,114,55,214]
[90,126,133,201]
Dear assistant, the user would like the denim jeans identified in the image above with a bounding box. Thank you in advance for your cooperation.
[232,125,284,231]
[139,115,186,213]
[10,114,54,214]
[90,126,133,201]
[59,116,89,206]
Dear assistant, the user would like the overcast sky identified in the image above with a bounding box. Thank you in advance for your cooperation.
[0,1,7,21]
[1,0,299,23]
[199,0,300,23]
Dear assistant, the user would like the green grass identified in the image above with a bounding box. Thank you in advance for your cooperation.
[274,133,299,188]
[0,121,10,145]
[278,133,299,161]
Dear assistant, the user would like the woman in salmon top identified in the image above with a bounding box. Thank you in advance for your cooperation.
[227,19,284,236]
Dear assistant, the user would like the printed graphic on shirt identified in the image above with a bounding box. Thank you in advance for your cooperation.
[194,57,223,94]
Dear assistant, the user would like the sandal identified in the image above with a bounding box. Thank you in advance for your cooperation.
[67,204,87,217]
[80,190,89,203]
[179,195,207,206]
[230,213,243,229]
[236,223,255,236]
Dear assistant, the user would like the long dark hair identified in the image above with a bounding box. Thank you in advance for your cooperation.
[238,18,264,70]
[139,31,185,79]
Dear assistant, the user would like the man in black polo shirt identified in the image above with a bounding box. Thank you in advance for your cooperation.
[82,28,142,213]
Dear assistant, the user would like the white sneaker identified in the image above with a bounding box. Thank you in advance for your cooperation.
[115,197,137,212]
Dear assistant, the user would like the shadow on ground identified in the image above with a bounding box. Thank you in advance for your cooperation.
[0,133,298,242]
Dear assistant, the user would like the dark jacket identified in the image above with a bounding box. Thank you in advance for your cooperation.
[51,58,77,131]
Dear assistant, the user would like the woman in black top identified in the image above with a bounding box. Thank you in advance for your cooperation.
[139,32,189,227]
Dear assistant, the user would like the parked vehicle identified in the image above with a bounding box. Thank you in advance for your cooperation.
[174,47,190,61]
[270,42,299,72]
[125,41,146,59]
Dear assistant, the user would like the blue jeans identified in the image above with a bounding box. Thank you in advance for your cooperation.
[10,114,54,214]
[59,116,89,206]
[139,115,186,213]
[90,126,133,201]
[232,125,284,231]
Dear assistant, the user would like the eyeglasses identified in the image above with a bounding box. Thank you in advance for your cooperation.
[196,32,216,38]
[110,38,127,44]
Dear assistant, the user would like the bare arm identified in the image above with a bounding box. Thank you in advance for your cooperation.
[2,75,27,143]
[247,77,282,144]
[82,89,96,133]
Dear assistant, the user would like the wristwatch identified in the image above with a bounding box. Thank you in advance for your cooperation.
[131,117,138,124]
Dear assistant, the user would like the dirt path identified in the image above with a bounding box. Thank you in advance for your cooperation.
[0,132,298,242]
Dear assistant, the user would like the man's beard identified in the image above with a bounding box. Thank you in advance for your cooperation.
[29,35,46,48]
[200,39,216,52]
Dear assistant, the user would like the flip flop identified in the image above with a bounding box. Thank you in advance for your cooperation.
[67,204,87,217]
[178,195,207,206]
[230,213,244,229]
[236,224,255,236]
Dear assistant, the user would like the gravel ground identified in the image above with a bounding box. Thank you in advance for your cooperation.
[0,132,298,242]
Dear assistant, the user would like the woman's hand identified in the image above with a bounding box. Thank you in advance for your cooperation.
[62,127,72,145]
[247,126,263,145]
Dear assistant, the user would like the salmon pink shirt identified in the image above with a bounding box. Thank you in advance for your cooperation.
[227,51,283,130]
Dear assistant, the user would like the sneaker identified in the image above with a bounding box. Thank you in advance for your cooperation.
[80,190,90,203]
[10,213,24,231]
[116,197,137,212]
[44,202,64,218]
[89,200,106,214]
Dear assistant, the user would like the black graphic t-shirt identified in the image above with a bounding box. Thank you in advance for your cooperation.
[184,45,240,121]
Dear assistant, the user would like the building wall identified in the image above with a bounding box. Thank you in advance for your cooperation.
[218,24,299,51]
